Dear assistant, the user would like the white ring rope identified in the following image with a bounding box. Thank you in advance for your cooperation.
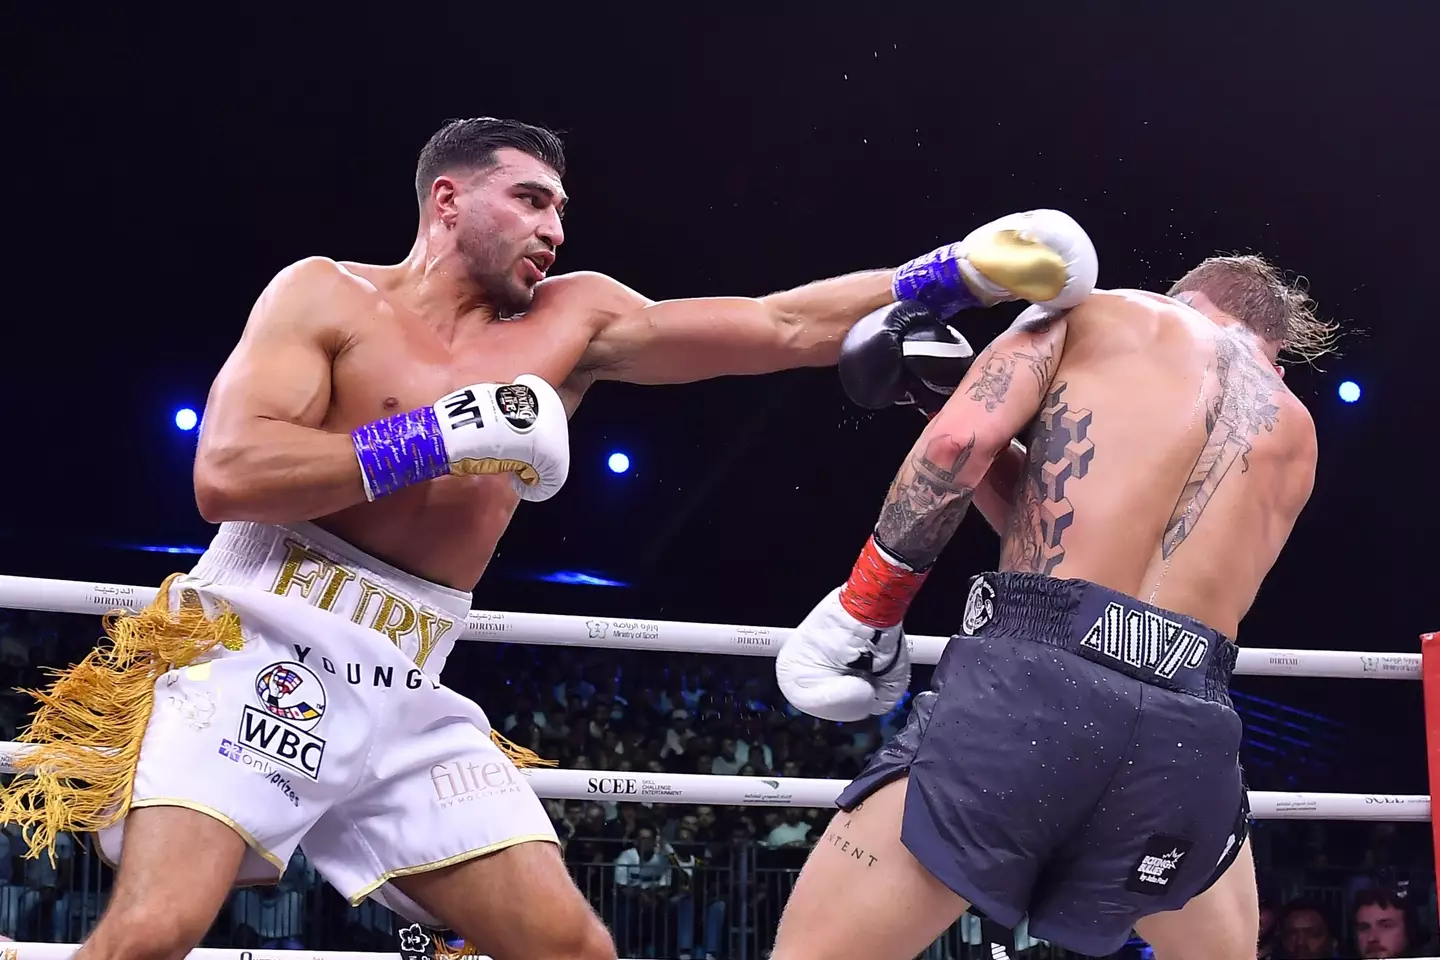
[0,742,1427,821]
[0,946,653,960]
[0,947,409,960]
[0,575,1421,679]
[0,575,1428,822]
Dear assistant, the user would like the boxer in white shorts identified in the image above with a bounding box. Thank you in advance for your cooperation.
[0,114,1094,960]
[97,520,557,924]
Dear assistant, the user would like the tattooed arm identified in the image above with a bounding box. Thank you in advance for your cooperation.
[972,440,1028,534]
[873,309,1069,569]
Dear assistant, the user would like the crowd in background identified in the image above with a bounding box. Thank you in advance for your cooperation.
[1,609,1436,959]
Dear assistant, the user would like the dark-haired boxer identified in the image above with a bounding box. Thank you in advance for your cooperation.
[1,115,1100,960]
[775,256,1333,960]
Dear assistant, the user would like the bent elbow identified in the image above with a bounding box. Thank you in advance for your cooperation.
[193,472,234,524]
[193,451,247,523]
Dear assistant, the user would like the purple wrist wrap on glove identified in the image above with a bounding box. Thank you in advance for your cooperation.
[351,407,449,500]
[892,243,985,318]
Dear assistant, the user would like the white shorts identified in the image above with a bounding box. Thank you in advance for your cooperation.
[95,521,558,925]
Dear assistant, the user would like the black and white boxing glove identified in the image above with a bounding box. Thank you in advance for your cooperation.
[838,301,976,417]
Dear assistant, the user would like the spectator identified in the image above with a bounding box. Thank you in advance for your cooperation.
[1258,898,1278,959]
[663,710,697,758]
[765,808,812,848]
[613,827,670,957]
[670,825,725,960]
[711,739,743,776]
[501,692,547,733]
[1276,899,1337,959]
[1354,886,1421,959]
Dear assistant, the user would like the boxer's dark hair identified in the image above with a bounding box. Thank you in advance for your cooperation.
[415,117,566,206]
[1168,254,1340,364]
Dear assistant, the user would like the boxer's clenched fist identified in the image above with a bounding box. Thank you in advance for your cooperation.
[838,300,975,416]
[777,587,911,723]
[351,374,570,502]
[778,537,920,722]
[892,209,1098,319]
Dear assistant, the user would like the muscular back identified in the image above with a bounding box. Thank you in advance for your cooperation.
[997,290,1317,639]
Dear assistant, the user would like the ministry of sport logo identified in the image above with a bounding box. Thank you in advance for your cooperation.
[233,661,329,781]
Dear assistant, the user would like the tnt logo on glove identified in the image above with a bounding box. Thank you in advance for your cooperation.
[234,661,328,780]
[439,388,486,430]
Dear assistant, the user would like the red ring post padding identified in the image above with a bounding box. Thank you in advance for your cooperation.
[1422,632,1440,898]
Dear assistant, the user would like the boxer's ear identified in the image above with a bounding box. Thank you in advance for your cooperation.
[1274,364,1285,379]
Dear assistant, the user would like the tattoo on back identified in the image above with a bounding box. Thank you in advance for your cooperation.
[1162,335,1281,557]
[1000,383,1096,574]
[874,432,978,570]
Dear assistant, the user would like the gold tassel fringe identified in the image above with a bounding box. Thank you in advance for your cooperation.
[436,937,484,957]
[489,730,557,769]
[0,574,245,862]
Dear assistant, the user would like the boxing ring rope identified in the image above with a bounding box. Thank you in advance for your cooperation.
[0,573,1433,959]
[0,947,399,960]
[0,741,1426,820]
[0,575,1422,679]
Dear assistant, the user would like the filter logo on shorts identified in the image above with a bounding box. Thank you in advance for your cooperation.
[1125,834,1193,896]
[236,661,328,780]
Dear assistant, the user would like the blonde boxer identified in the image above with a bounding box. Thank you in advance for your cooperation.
[775,256,1335,960]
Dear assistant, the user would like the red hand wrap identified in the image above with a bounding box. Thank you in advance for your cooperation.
[838,536,930,628]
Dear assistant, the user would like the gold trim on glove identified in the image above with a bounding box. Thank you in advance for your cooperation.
[965,229,1069,303]
[449,456,539,486]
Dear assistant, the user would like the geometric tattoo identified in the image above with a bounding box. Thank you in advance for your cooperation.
[1162,335,1281,558]
[1000,383,1096,574]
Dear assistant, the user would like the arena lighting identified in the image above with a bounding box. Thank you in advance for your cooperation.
[174,407,199,431]
[537,570,629,587]
[1338,380,1361,403]
[607,451,631,474]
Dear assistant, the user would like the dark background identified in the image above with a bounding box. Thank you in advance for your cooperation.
[10,3,1438,793]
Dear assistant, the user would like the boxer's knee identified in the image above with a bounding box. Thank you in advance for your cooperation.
[564,909,619,960]
[455,903,613,960]
[523,903,616,960]
[80,900,212,960]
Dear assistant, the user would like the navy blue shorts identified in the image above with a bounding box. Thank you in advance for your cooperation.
[836,572,1246,957]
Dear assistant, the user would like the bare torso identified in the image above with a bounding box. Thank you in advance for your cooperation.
[310,263,610,588]
[997,290,1317,639]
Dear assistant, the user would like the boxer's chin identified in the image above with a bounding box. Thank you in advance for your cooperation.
[482,271,535,316]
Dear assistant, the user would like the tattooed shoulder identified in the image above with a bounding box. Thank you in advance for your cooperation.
[967,339,1058,412]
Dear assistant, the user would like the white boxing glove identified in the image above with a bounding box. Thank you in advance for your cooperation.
[892,208,1099,318]
[777,587,912,722]
[352,374,570,503]
[434,375,569,501]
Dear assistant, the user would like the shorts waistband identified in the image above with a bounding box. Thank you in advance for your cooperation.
[959,571,1237,703]
[187,522,473,670]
